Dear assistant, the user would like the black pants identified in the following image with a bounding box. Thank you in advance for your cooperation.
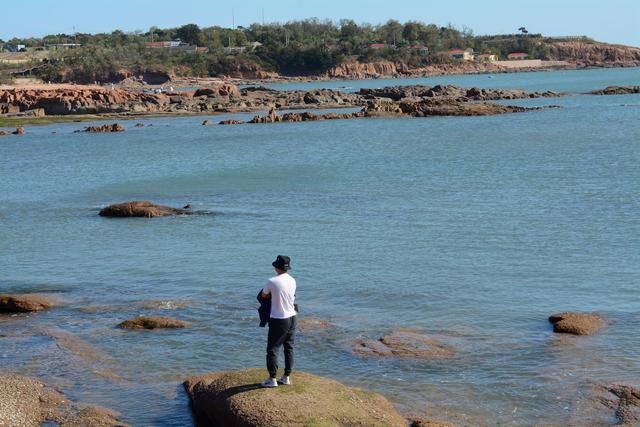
[266,315,296,378]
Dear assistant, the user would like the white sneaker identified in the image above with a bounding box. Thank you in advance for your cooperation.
[278,375,291,385]
[261,378,278,388]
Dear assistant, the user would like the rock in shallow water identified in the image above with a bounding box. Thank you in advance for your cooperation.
[99,201,192,218]
[118,315,190,330]
[76,123,125,133]
[0,374,128,426]
[0,294,54,313]
[548,312,604,335]
[184,368,407,427]
[353,331,454,359]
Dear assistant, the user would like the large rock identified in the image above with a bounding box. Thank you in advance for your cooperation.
[98,201,192,218]
[0,294,54,313]
[78,123,125,133]
[184,368,407,427]
[195,84,240,98]
[0,374,128,426]
[589,85,640,95]
[118,315,190,330]
[548,312,604,335]
[354,331,454,359]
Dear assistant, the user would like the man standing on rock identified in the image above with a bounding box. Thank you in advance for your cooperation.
[260,255,297,388]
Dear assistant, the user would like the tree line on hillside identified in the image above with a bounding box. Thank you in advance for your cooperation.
[0,19,593,82]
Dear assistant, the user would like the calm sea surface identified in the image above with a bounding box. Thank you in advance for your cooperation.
[1,67,639,425]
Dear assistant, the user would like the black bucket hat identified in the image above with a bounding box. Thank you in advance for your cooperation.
[272,255,291,271]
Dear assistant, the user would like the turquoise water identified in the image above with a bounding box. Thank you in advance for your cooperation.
[1,68,640,425]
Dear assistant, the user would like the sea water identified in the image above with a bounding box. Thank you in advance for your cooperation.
[1,68,639,425]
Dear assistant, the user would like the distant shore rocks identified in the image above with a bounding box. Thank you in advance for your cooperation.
[548,312,604,335]
[0,126,25,136]
[194,83,240,98]
[76,123,125,133]
[0,294,54,313]
[354,330,454,359]
[589,85,640,95]
[184,368,407,427]
[0,374,128,426]
[99,201,192,218]
[118,315,190,330]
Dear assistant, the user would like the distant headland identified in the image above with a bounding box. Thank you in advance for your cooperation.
[1,20,639,87]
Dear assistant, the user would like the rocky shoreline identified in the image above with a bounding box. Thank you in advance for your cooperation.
[2,80,639,130]
[0,82,563,131]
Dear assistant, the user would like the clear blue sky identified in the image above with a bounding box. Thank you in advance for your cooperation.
[2,0,639,46]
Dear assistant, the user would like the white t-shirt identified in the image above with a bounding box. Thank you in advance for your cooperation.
[262,273,297,319]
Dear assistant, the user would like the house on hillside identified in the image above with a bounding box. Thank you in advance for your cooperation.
[507,52,529,60]
[368,43,388,49]
[144,40,207,53]
[144,40,184,48]
[45,43,82,50]
[476,53,497,62]
[407,45,429,54]
[4,44,26,52]
[248,41,263,50]
[448,48,473,60]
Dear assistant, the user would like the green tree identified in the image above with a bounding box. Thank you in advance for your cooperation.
[176,24,202,45]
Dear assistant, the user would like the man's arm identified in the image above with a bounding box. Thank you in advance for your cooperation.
[261,281,271,300]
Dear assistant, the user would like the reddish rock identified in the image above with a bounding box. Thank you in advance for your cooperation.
[549,312,604,335]
[99,201,192,218]
[79,123,125,133]
[194,84,240,98]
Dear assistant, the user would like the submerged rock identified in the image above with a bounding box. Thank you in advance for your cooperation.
[0,374,128,426]
[353,331,454,359]
[569,382,640,425]
[297,317,332,332]
[99,201,192,218]
[548,312,604,335]
[184,368,407,427]
[118,315,190,330]
[0,294,54,313]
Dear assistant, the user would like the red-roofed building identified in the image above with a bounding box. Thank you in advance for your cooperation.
[368,43,387,49]
[448,48,473,61]
[507,52,529,60]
